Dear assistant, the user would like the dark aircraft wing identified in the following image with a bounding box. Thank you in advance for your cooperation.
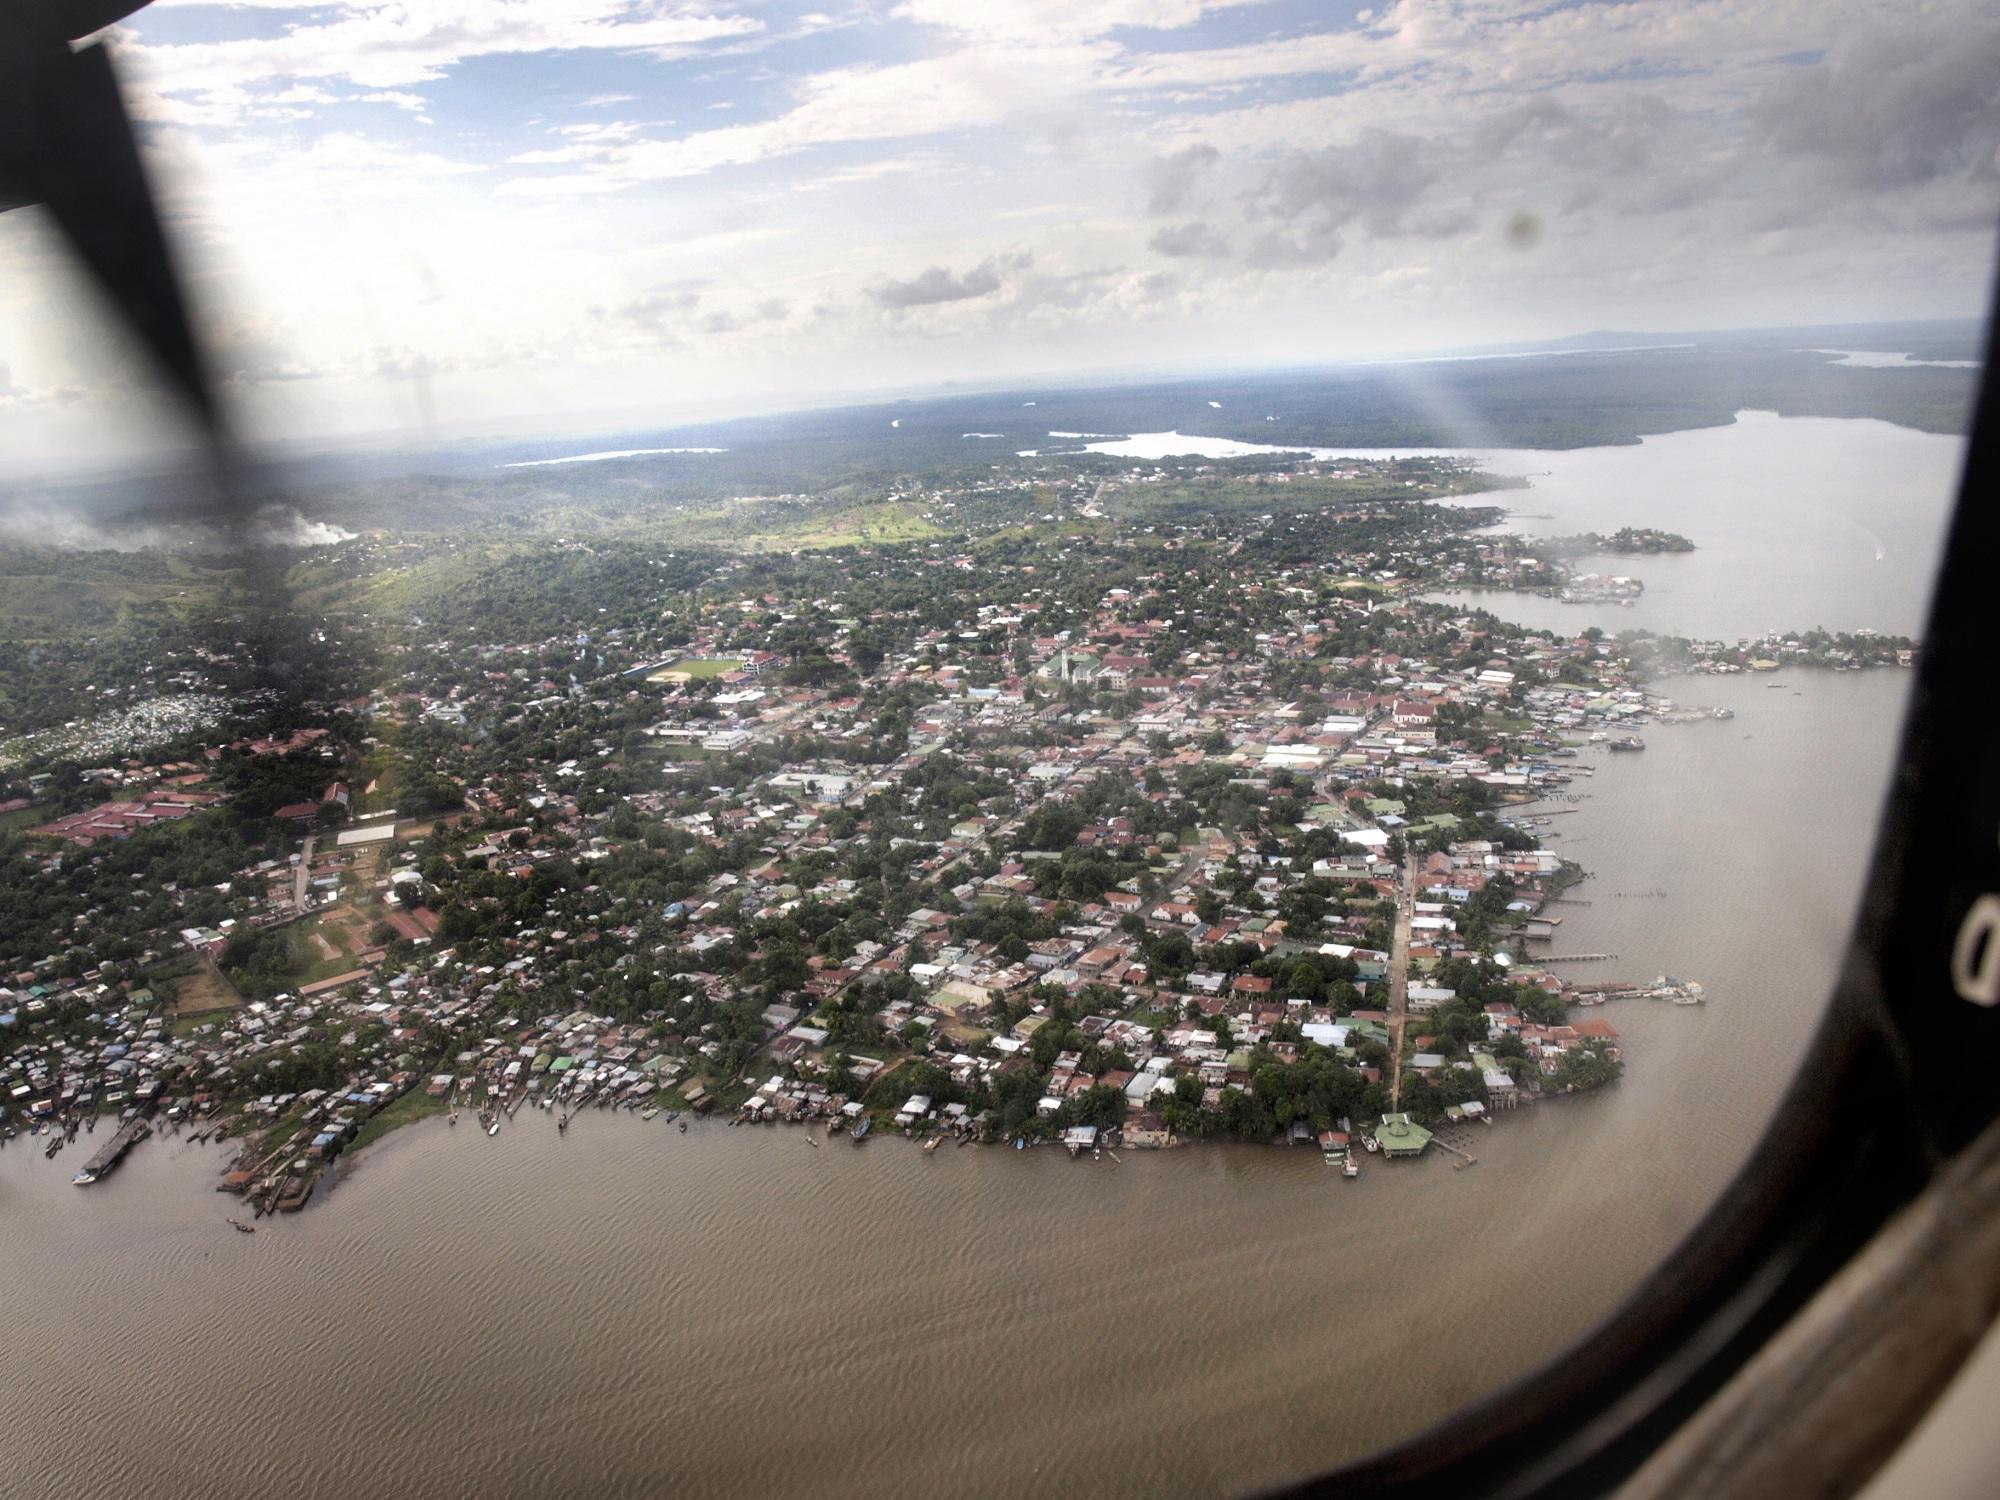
[0,0,219,434]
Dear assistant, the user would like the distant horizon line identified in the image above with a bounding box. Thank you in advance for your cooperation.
[8,312,1986,488]
[236,312,2000,459]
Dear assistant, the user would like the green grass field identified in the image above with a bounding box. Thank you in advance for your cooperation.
[224,908,382,1000]
[0,802,47,832]
[770,499,943,548]
[348,1087,453,1155]
[974,517,1111,551]
[670,657,742,678]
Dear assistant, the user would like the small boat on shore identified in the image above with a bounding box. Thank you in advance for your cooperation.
[1657,975,1707,1004]
[640,1106,660,1122]
[849,1116,872,1142]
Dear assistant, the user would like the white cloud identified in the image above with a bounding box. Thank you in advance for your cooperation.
[492,0,1971,202]
[891,0,1263,44]
[119,2,764,94]
[502,42,1111,193]
[3,0,1993,472]
[1149,221,1230,259]
[869,255,1026,309]
[356,91,431,113]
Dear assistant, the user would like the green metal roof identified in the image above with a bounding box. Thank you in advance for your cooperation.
[1376,1112,1433,1155]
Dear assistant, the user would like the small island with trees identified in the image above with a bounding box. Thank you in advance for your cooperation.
[1546,527,1696,556]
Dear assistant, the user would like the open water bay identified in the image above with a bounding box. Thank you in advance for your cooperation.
[1410,409,1958,639]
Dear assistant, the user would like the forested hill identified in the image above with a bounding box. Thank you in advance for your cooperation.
[468,330,1981,467]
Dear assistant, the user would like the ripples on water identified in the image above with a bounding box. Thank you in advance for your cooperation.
[0,672,1910,1499]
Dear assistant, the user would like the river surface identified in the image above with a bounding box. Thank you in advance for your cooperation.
[0,416,1961,1499]
[1070,409,1960,640]
[1412,410,1959,639]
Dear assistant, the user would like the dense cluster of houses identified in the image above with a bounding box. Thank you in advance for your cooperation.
[4,466,1692,1193]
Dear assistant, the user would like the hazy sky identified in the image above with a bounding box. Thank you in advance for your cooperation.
[3,0,1997,467]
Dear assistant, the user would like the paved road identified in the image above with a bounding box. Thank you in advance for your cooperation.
[292,833,315,910]
[1386,851,1415,1111]
[1161,843,1205,896]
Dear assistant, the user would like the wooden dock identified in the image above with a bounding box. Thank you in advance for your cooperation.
[77,1118,151,1182]
[1432,1136,1478,1168]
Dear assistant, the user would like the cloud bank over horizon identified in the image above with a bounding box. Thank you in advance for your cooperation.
[2,0,1996,468]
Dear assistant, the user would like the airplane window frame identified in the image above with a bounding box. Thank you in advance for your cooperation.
[7,22,1998,1500]
[1275,252,2000,1500]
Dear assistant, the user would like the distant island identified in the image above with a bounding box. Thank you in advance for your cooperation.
[1428,527,1695,604]
[1545,528,1696,556]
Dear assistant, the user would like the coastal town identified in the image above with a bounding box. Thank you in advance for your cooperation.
[0,448,1912,1213]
